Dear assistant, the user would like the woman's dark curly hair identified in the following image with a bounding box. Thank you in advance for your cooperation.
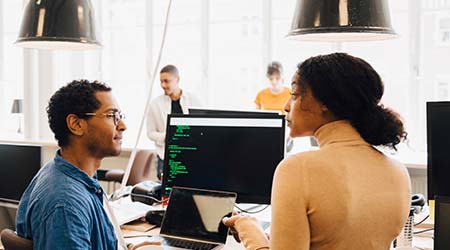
[46,79,111,147]
[295,53,407,150]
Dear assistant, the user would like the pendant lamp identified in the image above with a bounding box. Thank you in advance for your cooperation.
[15,0,101,50]
[287,0,397,42]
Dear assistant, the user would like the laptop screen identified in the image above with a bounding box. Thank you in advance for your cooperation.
[435,196,450,250]
[160,187,236,244]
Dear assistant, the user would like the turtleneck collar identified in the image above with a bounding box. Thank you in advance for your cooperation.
[313,120,368,148]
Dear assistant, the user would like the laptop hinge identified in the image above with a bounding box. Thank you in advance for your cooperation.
[159,233,224,245]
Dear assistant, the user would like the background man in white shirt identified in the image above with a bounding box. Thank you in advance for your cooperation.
[147,64,201,180]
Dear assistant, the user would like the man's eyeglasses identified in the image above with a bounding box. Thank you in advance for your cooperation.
[83,111,125,126]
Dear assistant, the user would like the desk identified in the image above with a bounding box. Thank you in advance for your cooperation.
[119,204,272,250]
[121,221,245,250]
[120,211,435,250]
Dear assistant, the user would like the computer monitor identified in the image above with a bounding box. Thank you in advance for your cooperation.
[427,102,450,200]
[188,108,280,117]
[434,196,450,250]
[162,114,285,204]
[0,144,41,204]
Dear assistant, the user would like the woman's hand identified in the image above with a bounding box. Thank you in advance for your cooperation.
[127,240,162,250]
[222,212,270,250]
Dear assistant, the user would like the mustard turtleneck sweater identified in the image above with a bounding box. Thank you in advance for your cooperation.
[269,120,411,250]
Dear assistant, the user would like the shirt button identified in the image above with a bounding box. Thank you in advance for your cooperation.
[96,189,102,194]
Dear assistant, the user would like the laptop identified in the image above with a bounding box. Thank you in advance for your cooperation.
[434,195,450,250]
[150,186,237,250]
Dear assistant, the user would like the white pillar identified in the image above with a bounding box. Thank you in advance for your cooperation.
[37,50,55,141]
[23,49,39,140]
[201,0,209,101]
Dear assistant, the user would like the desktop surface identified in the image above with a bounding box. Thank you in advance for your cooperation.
[120,204,434,250]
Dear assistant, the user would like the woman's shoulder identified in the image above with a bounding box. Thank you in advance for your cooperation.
[257,88,271,95]
[278,150,322,172]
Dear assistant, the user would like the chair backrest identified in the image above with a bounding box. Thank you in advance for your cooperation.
[127,149,155,185]
[0,229,33,250]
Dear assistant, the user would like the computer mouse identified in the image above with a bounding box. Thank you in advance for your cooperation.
[145,210,165,227]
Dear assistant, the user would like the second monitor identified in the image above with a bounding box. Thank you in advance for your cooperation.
[162,114,285,204]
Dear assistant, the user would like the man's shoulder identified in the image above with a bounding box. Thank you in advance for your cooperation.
[150,95,170,108]
[152,94,168,102]
[181,91,201,105]
[27,164,93,208]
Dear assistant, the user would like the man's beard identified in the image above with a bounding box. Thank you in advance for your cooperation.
[86,134,120,158]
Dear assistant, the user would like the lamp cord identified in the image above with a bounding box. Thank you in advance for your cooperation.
[413,228,434,234]
[129,193,162,204]
[120,0,173,189]
[414,214,429,226]
[234,204,270,214]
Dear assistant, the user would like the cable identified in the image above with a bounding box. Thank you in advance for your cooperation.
[123,234,154,239]
[234,204,270,214]
[414,214,429,226]
[130,193,162,204]
[120,0,173,189]
[413,228,434,234]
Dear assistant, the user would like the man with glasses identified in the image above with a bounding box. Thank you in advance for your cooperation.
[16,80,128,249]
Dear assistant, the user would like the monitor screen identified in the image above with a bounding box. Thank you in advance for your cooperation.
[427,102,450,200]
[0,144,41,203]
[162,114,285,204]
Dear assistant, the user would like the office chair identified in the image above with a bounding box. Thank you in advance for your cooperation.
[104,149,156,188]
[0,229,33,250]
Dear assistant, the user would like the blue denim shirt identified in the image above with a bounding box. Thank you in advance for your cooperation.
[16,150,118,250]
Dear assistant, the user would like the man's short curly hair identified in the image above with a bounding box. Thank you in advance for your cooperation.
[46,79,112,147]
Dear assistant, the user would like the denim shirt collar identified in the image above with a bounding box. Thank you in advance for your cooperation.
[54,150,102,194]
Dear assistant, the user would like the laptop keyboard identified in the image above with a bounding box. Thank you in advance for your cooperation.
[162,237,218,250]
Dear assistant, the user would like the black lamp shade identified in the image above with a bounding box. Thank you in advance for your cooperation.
[15,0,101,50]
[287,0,397,42]
[11,99,23,114]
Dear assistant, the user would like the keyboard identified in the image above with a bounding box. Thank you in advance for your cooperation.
[162,237,219,250]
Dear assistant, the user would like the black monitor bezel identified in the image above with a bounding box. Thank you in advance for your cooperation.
[0,143,42,204]
[162,113,285,204]
[188,108,281,117]
[434,195,450,250]
[426,101,450,200]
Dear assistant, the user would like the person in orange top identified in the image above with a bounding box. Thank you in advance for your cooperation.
[254,61,290,114]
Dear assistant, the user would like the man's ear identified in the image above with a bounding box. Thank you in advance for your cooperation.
[66,114,85,136]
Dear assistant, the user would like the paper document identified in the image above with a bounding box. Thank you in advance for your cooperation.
[110,199,162,225]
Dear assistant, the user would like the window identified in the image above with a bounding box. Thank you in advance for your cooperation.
[434,77,450,100]
[0,1,23,139]
[0,0,449,156]
[436,16,450,45]
[209,0,264,109]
